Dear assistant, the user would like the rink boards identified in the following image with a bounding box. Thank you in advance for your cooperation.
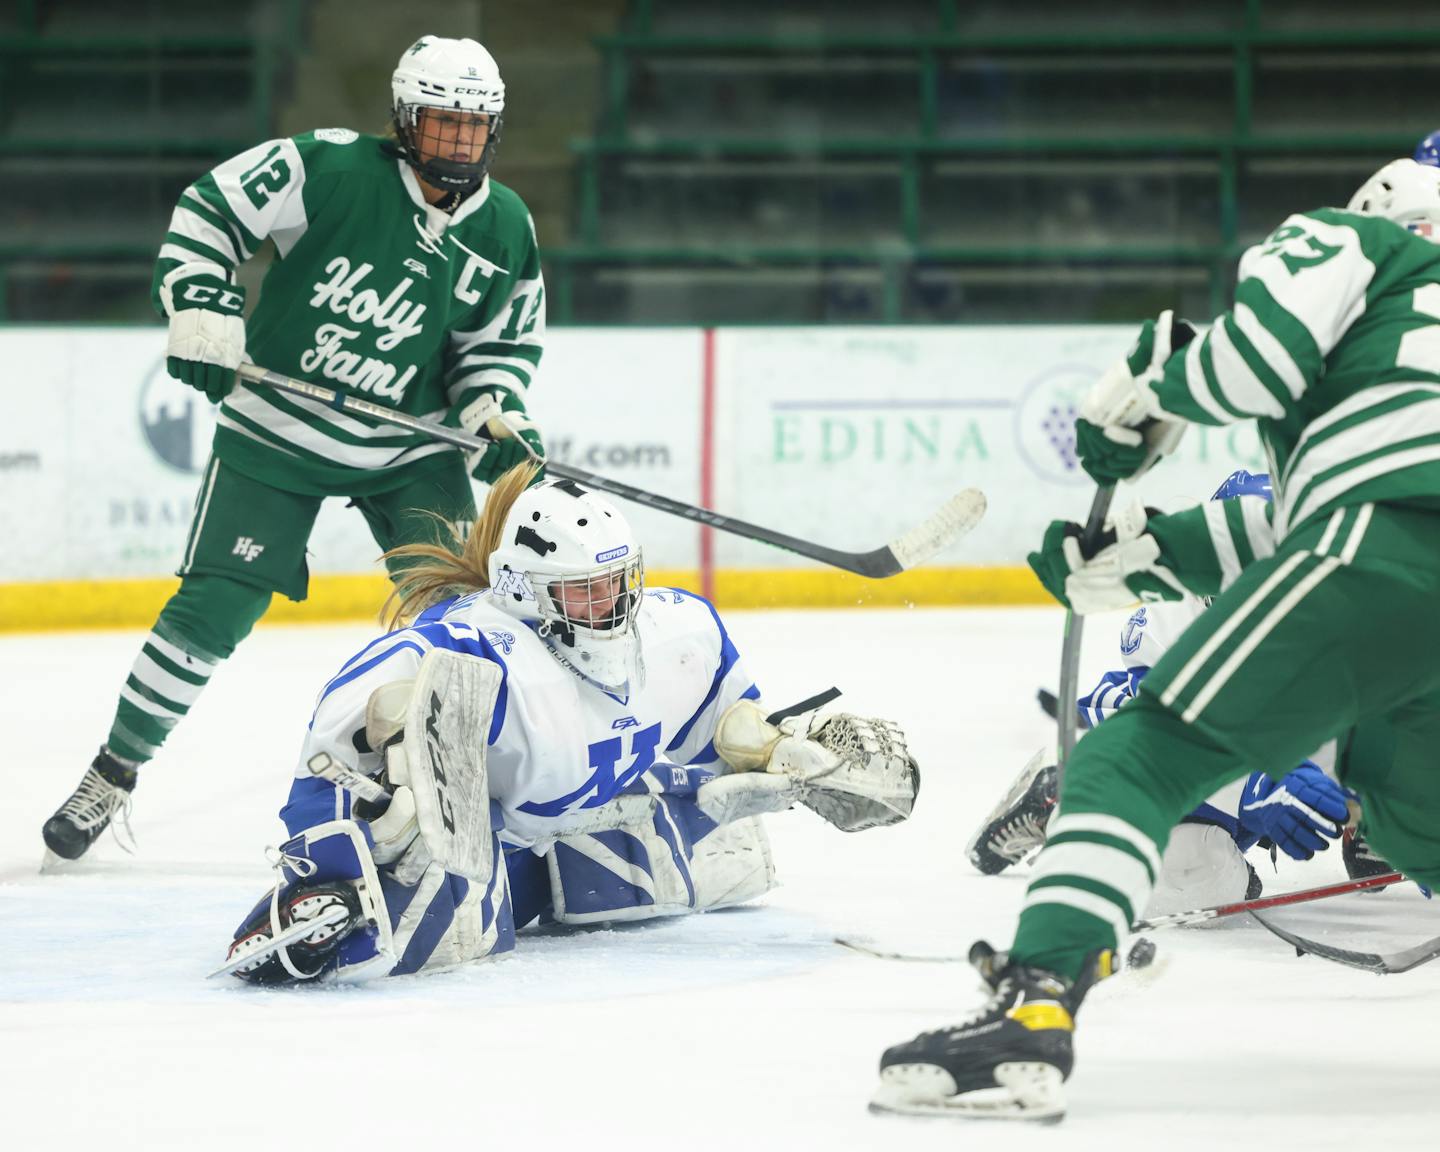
[0,325,1269,629]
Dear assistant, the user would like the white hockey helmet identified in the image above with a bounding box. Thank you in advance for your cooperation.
[391,35,505,191]
[488,478,646,691]
[1346,158,1440,240]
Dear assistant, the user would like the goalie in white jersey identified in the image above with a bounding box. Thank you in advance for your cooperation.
[220,463,921,983]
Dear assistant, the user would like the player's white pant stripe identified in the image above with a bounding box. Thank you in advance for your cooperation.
[1240,497,1276,562]
[1022,886,1131,943]
[1047,813,1162,878]
[131,652,210,706]
[1181,338,1234,423]
[1339,503,1373,564]
[1314,506,1346,555]
[1029,843,1153,918]
[182,457,221,573]
[1181,556,1341,724]
[143,628,219,675]
[1203,502,1243,587]
[1209,317,1285,418]
[1159,550,1311,712]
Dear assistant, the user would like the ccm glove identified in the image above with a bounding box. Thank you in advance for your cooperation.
[165,270,246,403]
[455,387,545,486]
[1027,501,1189,613]
[1075,310,1195,484]
[1239,763,1350,861]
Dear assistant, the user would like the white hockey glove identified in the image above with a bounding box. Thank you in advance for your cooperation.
[456,388,544,485]
[1028,500,1188,614]
[705,700,919,832]
[1075,310,1193,483]
[163,264,246,403]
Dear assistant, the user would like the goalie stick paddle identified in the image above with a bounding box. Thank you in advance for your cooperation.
[236,363,986,578]
[1247,912,1440,975]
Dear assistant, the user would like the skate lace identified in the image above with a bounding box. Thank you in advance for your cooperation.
[991,811,1046,862]
[261,847,324,982]
[59,768,137,853]
[918,977,1016,1040]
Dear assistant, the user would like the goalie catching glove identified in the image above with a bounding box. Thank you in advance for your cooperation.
[701,699,920,832]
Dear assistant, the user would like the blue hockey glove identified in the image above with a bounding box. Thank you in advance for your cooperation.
[165,270,246,403]
[1239,763,1349,861]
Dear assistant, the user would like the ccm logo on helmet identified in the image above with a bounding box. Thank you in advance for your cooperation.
[595,545,630,563]
[452,86,492,95]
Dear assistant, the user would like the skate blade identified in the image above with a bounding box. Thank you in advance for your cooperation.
[40,849,78,875]
[869,1062,1065,1123]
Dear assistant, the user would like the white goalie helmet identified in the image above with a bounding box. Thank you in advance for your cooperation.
[1346,158,1440,239]
[391,35,505,191]
[488,479,646,691]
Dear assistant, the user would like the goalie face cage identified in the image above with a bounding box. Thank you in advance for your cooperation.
[533,552,645,641]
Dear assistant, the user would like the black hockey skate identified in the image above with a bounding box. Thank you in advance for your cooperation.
[966,748,1058,875]
[221,883,366,984]
[871,943,1111,1122]
[42,747,138,862]
[1343,827,1394,891]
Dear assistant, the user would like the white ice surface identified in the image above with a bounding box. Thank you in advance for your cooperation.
[2,608,1437,1151]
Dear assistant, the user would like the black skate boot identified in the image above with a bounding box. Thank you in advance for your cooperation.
[966,748,1058,875]
[871,943,1113,1122]
[1343,827,1394,891]
[42,747,138,862]
[222,882,366,985]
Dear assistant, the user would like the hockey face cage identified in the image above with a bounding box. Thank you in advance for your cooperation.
[393,104,502,191]
[534,552,645,649]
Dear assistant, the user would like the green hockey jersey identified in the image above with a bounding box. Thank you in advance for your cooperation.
[1148,208,1440,539]
[152,128,544,496]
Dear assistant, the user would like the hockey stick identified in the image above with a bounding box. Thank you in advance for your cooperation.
[235,363,986,578]
[1248,911,1440,975]
[1056,484,1113,780]
[835,870,1407,962]
[1036,687,1091,729]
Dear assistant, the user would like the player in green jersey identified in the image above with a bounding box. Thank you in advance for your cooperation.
[42,35,548,864]
[872,158,1440,1122]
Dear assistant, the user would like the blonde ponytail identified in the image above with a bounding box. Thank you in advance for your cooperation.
[382,460,542,629]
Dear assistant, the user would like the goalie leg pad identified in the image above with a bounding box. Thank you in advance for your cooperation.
[546,795,777,924]
[391,647,503,883]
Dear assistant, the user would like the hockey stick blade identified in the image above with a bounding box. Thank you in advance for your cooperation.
[207,904,352,980]
[1249,912,1440,975]
[236,363,985,578]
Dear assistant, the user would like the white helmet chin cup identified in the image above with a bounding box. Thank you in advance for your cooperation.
[391,36,506,190]
[1347,158,1440,239]
[488,479,645,691]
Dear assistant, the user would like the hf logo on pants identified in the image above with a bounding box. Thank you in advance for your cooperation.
[232,536,265,562]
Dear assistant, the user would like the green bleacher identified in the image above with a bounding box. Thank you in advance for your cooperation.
[544,0,1440,323]
[0,0,302,321]
[2,0,1437,324]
